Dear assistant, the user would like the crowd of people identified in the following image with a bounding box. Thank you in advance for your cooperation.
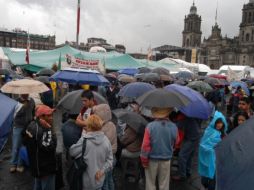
[1,71,254,190]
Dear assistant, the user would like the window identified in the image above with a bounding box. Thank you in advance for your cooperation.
[246,33,250,42]
[249,12,252,23]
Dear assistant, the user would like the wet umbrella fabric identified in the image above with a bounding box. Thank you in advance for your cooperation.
[164,84,212,119]
[187,81,213,93]
[57,90,108,114]
[35,76,50,84]
[204,77,222,86]
[36,68,55,76]
[151,67,170,75]
[136,73,160,82]
[118,82,155,99]
[215,117,254,190]
[230,81,250,96]
[138,67,151,74]
[175,71,195,81]
[1,79,49,94]
[113,109,148,134]
[0,93,18,152]
[50,70,109,86]
[136,88,190,108]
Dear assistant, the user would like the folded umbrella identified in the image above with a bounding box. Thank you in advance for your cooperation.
[118,82,155,99]
[1,79,49,94]
[57,90,108,114]
[215,117,254,190]
[164,84,212,119]
[113,109,148,134]
[136,88,190,108]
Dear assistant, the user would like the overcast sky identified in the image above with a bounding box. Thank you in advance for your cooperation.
[0,0,249,52]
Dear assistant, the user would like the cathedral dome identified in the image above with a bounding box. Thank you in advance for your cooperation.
[190,3,197,14]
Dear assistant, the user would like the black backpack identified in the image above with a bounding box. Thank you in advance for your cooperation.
[66,138,87,190]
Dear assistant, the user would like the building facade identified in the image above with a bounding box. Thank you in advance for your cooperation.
[182,2,202,49]
[199,0,254,69]
[0,28,55,50]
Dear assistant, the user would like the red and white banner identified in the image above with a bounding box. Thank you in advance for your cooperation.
[65,54,100,70]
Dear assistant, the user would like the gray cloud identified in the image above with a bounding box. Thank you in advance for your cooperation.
[0,0,248,52]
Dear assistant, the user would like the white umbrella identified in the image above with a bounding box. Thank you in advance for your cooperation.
[1,79,49,94]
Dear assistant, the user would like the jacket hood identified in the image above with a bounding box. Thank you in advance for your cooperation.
[93,104,112,123]
[83,131,106,145]
[208,111,228,133]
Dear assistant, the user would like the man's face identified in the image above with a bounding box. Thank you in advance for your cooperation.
[81,97,93,108]
[42,114,53,125]
[238,101,250,112]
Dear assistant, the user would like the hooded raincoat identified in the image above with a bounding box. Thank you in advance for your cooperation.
[69,131,113,190]
[198,111,227,179]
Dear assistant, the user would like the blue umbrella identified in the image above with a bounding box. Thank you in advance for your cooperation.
[50,69,109,86]
[216,117,254,190]
[164,84,212,119]
[0,93,18,152]
[118,82,155,99]
[118,68,139,76]
[230,81,250,96]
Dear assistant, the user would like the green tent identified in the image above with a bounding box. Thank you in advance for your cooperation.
[3,45,81,72]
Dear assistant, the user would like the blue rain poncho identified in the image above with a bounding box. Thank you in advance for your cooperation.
[198,111,227,179]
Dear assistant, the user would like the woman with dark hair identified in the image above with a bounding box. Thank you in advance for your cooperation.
[231,111,249,132]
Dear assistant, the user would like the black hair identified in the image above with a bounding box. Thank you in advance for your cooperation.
[233,111,249,128]
[81,90,94,100]
[239,96,251,104]
[215,118,225,136]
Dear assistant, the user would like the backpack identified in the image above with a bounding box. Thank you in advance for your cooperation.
[66,138,87,190]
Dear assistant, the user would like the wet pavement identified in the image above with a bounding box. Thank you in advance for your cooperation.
[0,135,202,190]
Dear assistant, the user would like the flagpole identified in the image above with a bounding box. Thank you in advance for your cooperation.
[76,0,81,49]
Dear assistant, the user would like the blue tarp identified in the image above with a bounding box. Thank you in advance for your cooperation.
[0,93,17,153]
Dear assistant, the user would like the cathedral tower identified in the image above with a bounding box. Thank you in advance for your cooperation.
[182,2,202,48]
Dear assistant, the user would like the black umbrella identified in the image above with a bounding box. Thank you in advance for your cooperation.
[113,109,148,134]
[36,68,55,77]
[136,88,190,108]
[57,90,108,114]
[151,67,170,75]
[135,73,160,82]
[138,67,151,74]
[35,76,50,84]
[215,117,254,190]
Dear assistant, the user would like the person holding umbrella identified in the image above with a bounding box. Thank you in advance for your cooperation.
[140,107,178,190]
[10,94,35,173]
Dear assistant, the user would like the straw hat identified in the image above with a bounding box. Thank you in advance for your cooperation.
[151,107,173,119]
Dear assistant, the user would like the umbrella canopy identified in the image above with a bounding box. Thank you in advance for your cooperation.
[164,84,212,119]
[136,73,160,82]
[1,79,49,94]
[35,76,50,84]
[118,82,155,99]
[136,88,190,108]
[208,74,227,80]
[118,75,136,83]
[204,77,223,86]
[175,71,195,81]
[187,81,213,93]
[118,68,139,76]
[151,67,170,75]
[50,69,109,86]
[174,79,188,86]
[215,117,254,190]
[160,74,174,82]
[56,90,108,114]
[138,67,151,74]
[113,109,148,134]
[36,68,55,76]
[0,93,18,152]
[230,81,250,96]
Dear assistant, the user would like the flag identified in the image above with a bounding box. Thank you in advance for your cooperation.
[25,33,30,64]
[58,53,61,70]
